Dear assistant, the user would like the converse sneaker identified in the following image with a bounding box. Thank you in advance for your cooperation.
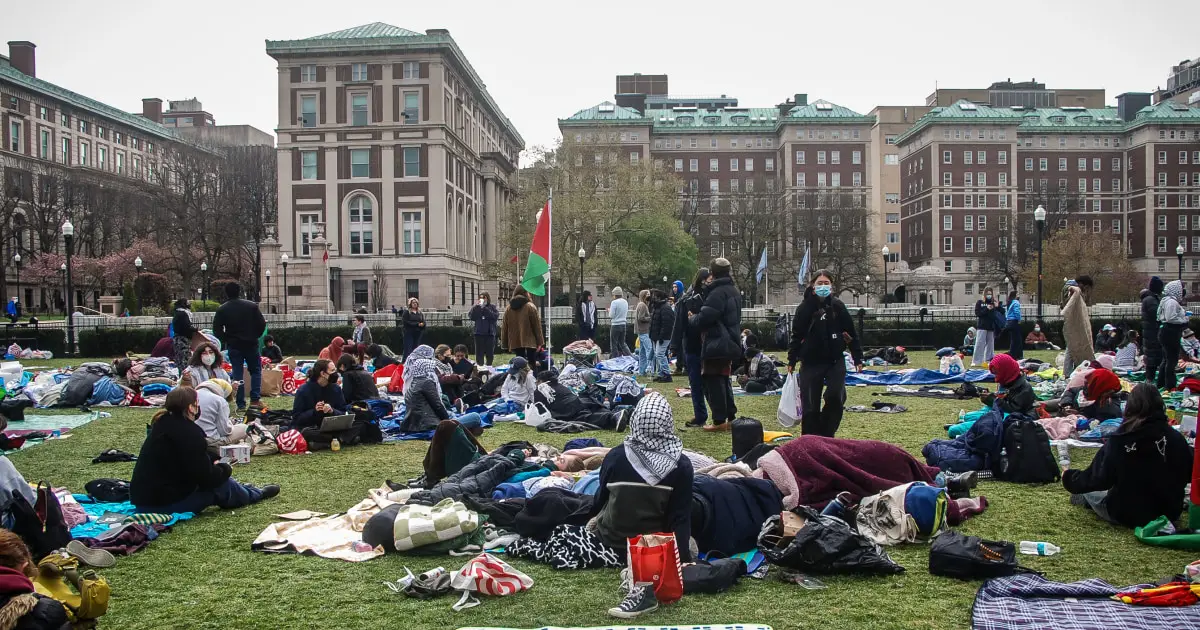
[615,407,633,432]
[608,583,658,619]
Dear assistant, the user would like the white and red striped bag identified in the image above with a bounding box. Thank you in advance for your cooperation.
[450,553,533,596]
[276,429,308,455]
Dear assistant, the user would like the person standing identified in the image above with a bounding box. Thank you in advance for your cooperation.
[635,290,653,376]
[688,258,742,432]
[1061,276,1094,375]
[171,298,198,370]
[672,269,711,427]
[1157,279,1188,390]
[578,290,597,340]
[501,286,543,365]
[211,282,266,411]
[648,289,674,382]
[608,287,630,357]
[786,270,863,437]
[401,297,425,358]
[468,291,499,366]
[971,287,998,366]
[1141,276,1164,384]
[351,315,373,347]
[1005,290,1023,360]
[5,297,18,323]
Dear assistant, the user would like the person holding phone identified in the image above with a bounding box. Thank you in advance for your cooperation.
[468,291,499,366]
[787,269,863,438]
[971,287,998,366]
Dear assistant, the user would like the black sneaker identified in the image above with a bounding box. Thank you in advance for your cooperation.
[615,407,633,432]
[685,417,707,428]
[944,471,977,499]
[258,484,281,500]
[652,376,673,383]
[608,583,658,619]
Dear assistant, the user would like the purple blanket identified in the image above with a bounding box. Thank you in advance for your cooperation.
[972,574,1200,630]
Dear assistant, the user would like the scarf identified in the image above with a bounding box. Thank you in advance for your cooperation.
[581,301,595,327]
[749,354,762,377]
[623,392,682,485]
[403,345,443,398]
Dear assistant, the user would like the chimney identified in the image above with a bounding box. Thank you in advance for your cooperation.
[1117,92,1152,123]
[425,29,450,37]
[7,41,35,77]
[794,93,808,107]
[142,98,163,124]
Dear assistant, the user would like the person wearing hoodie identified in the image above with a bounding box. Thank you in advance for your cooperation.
[980,353,1034,415]
[961,327,977,356]
[671,270,711,427]
[1062,383,1193,528]
[635,290,655,377]
[0,528,70,630]
[500,287,544,365]
[468,291,499,366]
[195,378,247,456]
[337,354,379,404]
[578,290,597,341]
[366,343,399,371]
[171,298,198,369]
[1004,291,1023,360]
[688,259,743,431]
[787,269,863,437]
[1157,279,1188,390]
[608,287,631,357]
[1094,324,1120,353]
[648,289,674,382]
[1141,276,1165,383]
[971,287,999,366]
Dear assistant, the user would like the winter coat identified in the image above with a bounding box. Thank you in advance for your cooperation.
[691,475,782,555]
[408,452,524,506]
[401,309,425,332]
[534,380,587,421]
[921,408,1007,473]
[1063,414,1193,527]
[171,308,197,340]
[1094,330,1119,352]
[290,379,347,430]
[212,298,267,354]
[1141,288,1162,346]
[1062,286,1094,368]
[130,411,233,508]
[351,324,373,347]
[500,295,543,351]
[591,445,694,561]
[974,299,1000,331]
[737,353,784,391]
[993,374,1035,415]
[649,299,674,343]
[688,277,743,361]
[1158,281,1188,325]
[787,289,863,367]
[468,302,499,337]
[634,301,652,335]
[669,288,704,357]
[1059,386,1124,420]
[401,378,450,433]
[339,364,379,404]
[263,344,284,364]
[0,574,70,630]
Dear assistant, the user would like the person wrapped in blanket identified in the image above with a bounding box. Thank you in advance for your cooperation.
[961,327,976,356]
[1062,383,1193,528]
[501,357,537,405]
[1046,367,1124,420]
[734,347,784,393]
[399,345,482,434]
[534,370,631,431]
[978,353,1035,415]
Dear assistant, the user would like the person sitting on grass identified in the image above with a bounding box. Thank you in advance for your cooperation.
[501,356,537,405]
[534,370,631,430]
[1024,322,1057,350]
[735,346,784,393]
[290,359,347,430]
[317,336,345,361]
[1062,382,1193,528]
[434,344,467,405]
[1112,330,1142,370]
[195,379,247,456]
[399,345,481,433]
[336,354,379,405]
[0,528,70,628]
[366,343,398,371]
[979,353,1034,415]
[961,327,976,356]
[1053,367,1124,420]
[262,335,284,365]
[1094,324,1120,353]
[131,387,279,514]
[184,341,230,388]
[1181,328,1200,362]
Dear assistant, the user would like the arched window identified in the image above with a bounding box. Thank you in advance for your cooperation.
[348,195,374,255]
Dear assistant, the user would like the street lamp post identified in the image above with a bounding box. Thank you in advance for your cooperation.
[1177,244,1186,283]
[1034,205,1046,320]
[280,253,289,315]
[577,247,586,307]
[12,253,20,307]
[59,263,66,316]
[200,261,208,303]
[881,246,890,309]
[133,256,143,315]
[372,274,378,312]
[265,269,272,314]
[62,220,75,356]
[865,274,871,309]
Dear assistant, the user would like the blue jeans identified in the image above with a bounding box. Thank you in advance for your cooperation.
[654,340,671,377]
[455,412,482,429]
[686,352,707,422]
[135,477,264,514]
[637,333,653,375]
[227,346,262,408]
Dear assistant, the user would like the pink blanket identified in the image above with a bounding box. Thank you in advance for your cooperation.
[754,435,939,509]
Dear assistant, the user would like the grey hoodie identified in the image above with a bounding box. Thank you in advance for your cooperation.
[1158,280,1188,325]
[195,383,235,439]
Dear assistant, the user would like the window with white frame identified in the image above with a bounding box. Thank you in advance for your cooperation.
[352,63,368,81]
[403,147,420,177]
[831,151,841,165]
[964,215,974,231]
[942,194,952,207]
[301,64,317,82]
[709,158,719,171]
[765,158,774,171]
[831,173,841,187]
[300,95,317,127]
[348,196,374,254]
[817,172,827,187]
[674,159,683,172]
[1092,199,1101,212]
[1059,158,1067,171]
[301,150,317,180]
[943,215,952,231]
[745,158,754,171]
[402,61,419,79]
[818,151,827,164]
[403,92,419,123]
[350,149,370,178]
[709,179,719,193]
[402,212,423,254]
[852,151,861,165]
[1159,215,1168,230]
[730,158,739,171]
[1025,157,1033,171]
[351,93,369,126]
[299,213,318,256]
[943,172,952,186]
[978,215,987,230]
[944,237,953,252]
[978,236,987,252]
[999,151,1007,164]
[999,172,1007,186]
[964,237,974,252]
[964,151,973,165]
[796,150,805,164]
[852,172,862,186]
[796,173,806,187]
[944,150,952,164]
[1039,158,1048,171]
[977,150,986,164]
[1093,178,1101,192]
[1159,151,1167,165]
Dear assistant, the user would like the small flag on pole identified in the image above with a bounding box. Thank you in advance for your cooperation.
[322,249,329,263]
[797,246,811,287]
[520,200,552,296]
[755,247,769,284]
[509,254,519,264]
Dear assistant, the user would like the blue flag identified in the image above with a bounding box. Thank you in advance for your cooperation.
[755,247,769,283]
[797,246,811,287]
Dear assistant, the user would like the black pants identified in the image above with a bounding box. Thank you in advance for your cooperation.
[474,334,495,366]
[744,380,771,393]
[1006,321,1024,359]
[1158,324,1183,390]
[702,373,736,425]
[799,361,847,437]
[1143,326,1162,384]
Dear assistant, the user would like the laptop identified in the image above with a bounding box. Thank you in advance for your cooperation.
[319,414,355,433]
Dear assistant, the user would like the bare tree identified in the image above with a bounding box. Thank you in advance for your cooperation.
[370,260,389,313]
[789,190,874,294]
[222,145,278,300]
[981,189,1083,282]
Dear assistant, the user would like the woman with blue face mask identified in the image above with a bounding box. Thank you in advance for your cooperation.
[785,269,863,437]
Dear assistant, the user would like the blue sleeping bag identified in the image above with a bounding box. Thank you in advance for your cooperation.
[922,408,1008,473]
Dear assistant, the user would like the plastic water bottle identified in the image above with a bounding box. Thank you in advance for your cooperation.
[958,409,967,423]
[1019,541,1061,556]
[1056,442,1070,468]
[330,438,341,452]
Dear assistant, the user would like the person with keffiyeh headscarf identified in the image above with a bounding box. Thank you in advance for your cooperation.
[1157,279,1189,389]
[400,345,451,433]
[588,392,694,561]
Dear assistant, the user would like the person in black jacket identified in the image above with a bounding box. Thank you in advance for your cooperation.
[1141,276,1164,383]
[578,290,597,340]
[262,335,284,365]
[401,298,426,359]
[534,370,629,430]
[171,298,198,369]
[131,387,279,513]
[290,359,347,430]
[336,354,379,404]
[648,289,675,383]
[786,269,863,437]
[366,344,398,371]
[736,346,784,393]
[1062,383,1193,527]
[687,259,742,431]
[0,528,70,630]
[671,269,711,427]
[970,287,998,366]
[468,291,499,366]
[211,283,267,411]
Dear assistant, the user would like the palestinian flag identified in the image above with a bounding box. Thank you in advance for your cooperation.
[520,200,551,296]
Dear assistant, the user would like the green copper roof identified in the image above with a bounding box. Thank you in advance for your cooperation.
[559,102,650,125]
[896,100,1022,143]
[1017,107,1126,131]
[305,22,421,40]
[649,106,781,131]
[1133,101,1200,122]
[0,64,179,142]
[786,99,872,123]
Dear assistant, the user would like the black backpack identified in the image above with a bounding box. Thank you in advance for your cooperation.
[928,531,1039,580]
[731,417,764,460]
[998,417,1060,483]
[774,314,791,349]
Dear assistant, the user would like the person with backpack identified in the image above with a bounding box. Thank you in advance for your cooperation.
[1141,277,1165,383]
[1062,383,1194,527]
[1157,279,1189,390]
[786,269,863,438]
[970,287,999,366]
[687,259,742,432]
[672,269,711,428]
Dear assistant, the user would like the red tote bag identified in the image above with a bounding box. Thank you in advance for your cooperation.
[627,533,684,604]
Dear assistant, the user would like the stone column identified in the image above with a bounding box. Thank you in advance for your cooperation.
[308,237,331,313]
[484,178,497,260]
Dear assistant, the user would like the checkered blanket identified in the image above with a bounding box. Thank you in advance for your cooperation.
[392,498,479,552]
[972,574,1200,630]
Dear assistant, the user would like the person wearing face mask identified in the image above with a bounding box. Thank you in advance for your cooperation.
[336,354,380,405]
[131,387,280,514]
[787,270,862,438]
[1004,290,1023,360]
[290,359,347,430]
[971,287,998,367]
[468,291,499,366]
[1024,322,1054,350]
[184,342,230,388]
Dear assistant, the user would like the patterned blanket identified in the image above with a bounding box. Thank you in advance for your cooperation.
[972,574,1200,630]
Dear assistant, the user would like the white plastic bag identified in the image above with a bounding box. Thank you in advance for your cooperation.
[939,354,964,375]
[522,402,552,428]
[777,373,802,428]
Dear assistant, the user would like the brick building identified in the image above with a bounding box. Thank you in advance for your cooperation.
[265,23,523,312]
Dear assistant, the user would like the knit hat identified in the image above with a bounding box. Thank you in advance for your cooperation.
[1185,329,1196,339]
[612,286,624,298]
[988,353,1020,386]
[1085,368,1121,403]
[1149,276,1165,295]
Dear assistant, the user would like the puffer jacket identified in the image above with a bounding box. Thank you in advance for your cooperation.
[400,378,450,433]
[688,277,742,361]
[787,288,863,368]
[408,451,524,505]
[500,295,543,351]
[921,408,1007,473]
[737,353,784,390]
[649,298,674,343]
[670,287,704,357]
[1141,286,1162,347]
[0,590,70,630]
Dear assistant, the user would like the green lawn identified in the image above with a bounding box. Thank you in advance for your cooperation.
[8,350,1196,629]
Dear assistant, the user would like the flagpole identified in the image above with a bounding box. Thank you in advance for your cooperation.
[546,189,553,365]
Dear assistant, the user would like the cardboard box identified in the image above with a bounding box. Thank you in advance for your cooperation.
[781,511,807,538]
[219,444,251,465]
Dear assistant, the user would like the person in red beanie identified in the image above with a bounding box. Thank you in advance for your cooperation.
[981,353,1034,414]
[1054,367,1125,420]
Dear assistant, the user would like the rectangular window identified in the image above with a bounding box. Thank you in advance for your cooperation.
[729,179,739,193]
[964,151,973,165]
[709,179,719,193]
[729,158,739,172]
[1079,178,1087,192]
[299,213,318,256]
[978,215,987,231]
[1093,158,1101,171]
[817,151,827,165]
[406,279,420,300]
[852,172,862,186]
[350,149,369,178]
[1158,236,1168,253]
[709,158,719,171]
[977,236,987,252]
[817,172,827,187]
[348,199,374,254]
[964,215,974,231]
[1182,151,1190,165]
[351,63,368,81]
[629,152,638,166]
[115,151,124,175]
[351,94,369,126]
[977,150,986,165]
[796,150,805,165]
[965,195,974,208]
[944,215,953,231]
[745,158,754,172]
[403,147,420,177]
[852,151,861,165]
[351,280,369,306]
[765,158,774,171]
[1092,199,1102,212]
[301,64,317,82]
[300,95,317,127]
[796,173,805,187]
[1093,178,1101,192]
[887,213,900,224]
[7,122,19,153]
[943,172,952,186]
[978,173,987,187]
[944,237,953,253]
[942,194,952,207]
[300,151,318,180]
[965,173,974,186]
[1039,158,1048,171]
[1059,158,1067,171]
[831,173,841,187]
[38,128,49,159]
[831,151,840,165]
[1159,151,1168,165]
[964,282,973,295]
[402,61,419,79]
[964,237,974,253]
[79,141,89,166]
[999,151,1007,164]
[403,92,419,123]
[403,212,423,254]
[1159,215,1168,230]
[674,159,683,172]
[943,150,952,164]
[885,135,897,144]
[1025,157,1033,171]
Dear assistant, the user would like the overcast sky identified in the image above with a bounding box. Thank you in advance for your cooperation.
[7,0,1199,157]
